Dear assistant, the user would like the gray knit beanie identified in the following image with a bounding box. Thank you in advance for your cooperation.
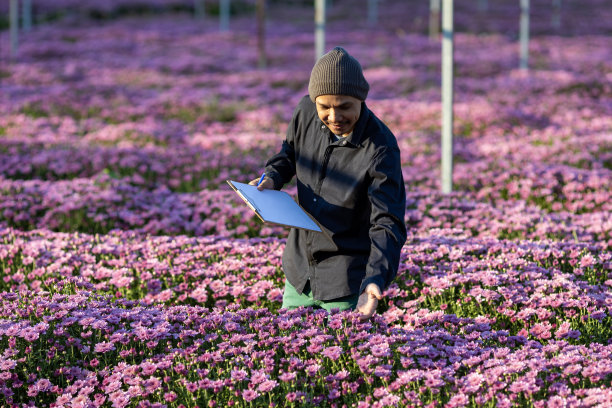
[308,46,369,102]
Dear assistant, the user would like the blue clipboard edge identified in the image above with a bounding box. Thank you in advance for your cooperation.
[226,180,323,233]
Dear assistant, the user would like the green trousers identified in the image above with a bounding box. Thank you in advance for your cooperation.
[281,279,359,312]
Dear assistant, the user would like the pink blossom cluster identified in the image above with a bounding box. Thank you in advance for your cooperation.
[0,14,609,247]
[1,289,611,407]
[0,174,288,238]
[0,226,286,308]
[0,0,610,406]
[1,175,610,246]
[1,225,609,341]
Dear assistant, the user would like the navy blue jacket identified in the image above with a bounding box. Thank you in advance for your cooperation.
[265,96,407,300]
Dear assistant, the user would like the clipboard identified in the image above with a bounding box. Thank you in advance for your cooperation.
[227,180,322,232]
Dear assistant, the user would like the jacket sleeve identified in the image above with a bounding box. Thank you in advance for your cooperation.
[360,145,407,295]
[263,101,303,190]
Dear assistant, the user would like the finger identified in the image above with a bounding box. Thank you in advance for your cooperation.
[367,284,383,300]
[257,178,273,191]
[247,178,260,186]
[358,298,378,321]
[368,289,382,300]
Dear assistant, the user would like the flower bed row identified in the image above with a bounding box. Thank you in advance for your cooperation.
[1,226,609,345]
[1,289,611,408]
[1,174,610,248]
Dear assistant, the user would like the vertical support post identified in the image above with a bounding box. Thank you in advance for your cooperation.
[552,0,561,30]
[429,0,440,40]
[315,0,326,60]
[220,0,230,31]
[10,0,19,58]
[194,0,206,19]
[257,0,266,68]
[441,0,454,194]
[22,0,32,31]
[519,0,530,70]
[368,0,378,26]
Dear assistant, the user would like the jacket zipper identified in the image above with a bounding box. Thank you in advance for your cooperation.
[316,144,334,194]
[308,136,335,298]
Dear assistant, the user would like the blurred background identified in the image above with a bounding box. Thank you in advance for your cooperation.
[0,0,610,241]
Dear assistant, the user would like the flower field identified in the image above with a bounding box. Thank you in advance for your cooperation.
[0,0,611,407]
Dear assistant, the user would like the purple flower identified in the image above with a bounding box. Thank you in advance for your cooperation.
[249,369,267,385]
[278,371,296,382]
[446,393,469,408]
[328,388,341,399]
[242,389,260,402]
[371,342,391,358]
[94,342,115,353]
[35,378,52,392]
[321,346,342,361]
[305,363,321,376]
[56,394,72,405]
[143,377,161,394]
[334,370,350,381]
[164,392,177,402]
[70,394,92,408]
[257,379,278,393]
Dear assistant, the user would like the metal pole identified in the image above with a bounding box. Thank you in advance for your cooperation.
[10,0,19,58]
[315,0,326,60]
[194,0,205,19]
[519,0,530,70]
[441,0,454,194]
[552,0,561,30]
[429,0,440,40]
[22,0,32,31]
[257,0,266,68]
[368,0,378,26]
[220,0,230,31]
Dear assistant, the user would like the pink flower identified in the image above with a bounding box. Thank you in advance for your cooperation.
[321,346,342,361]
[94,341,115,353]
[140,361,157,375]
[547,396,567,408]
[446,393,469,408]
[143,377,161,394]
[257,379,278,393]
[35,378,52,392]
[579,254,595,267]
[529,322,552,340]
[56,394,72,405]
[371,343,391,358]
[278,371,297,382]
[242,389,259,402]
[555,321,571,338]
[249,369,267,385]
[334,370,350,381]
[164,392,177,402]
[70,394,91,408]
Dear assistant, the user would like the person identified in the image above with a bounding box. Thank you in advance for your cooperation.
[249,46,407,321]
